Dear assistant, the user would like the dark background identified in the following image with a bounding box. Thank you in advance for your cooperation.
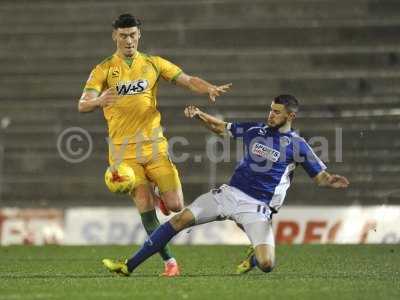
[0,0,399,208]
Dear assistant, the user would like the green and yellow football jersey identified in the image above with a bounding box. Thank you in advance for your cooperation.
[84,51,182,145]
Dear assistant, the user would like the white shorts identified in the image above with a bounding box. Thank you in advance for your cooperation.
[187,184,275,247]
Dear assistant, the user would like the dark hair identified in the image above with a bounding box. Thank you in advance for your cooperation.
[273,94,299,113]
[112,14,141,29]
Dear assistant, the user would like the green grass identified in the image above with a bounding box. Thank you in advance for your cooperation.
[0,245,399,300]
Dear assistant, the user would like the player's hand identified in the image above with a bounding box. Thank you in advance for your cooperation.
[208,83,232,103]
[184,105,201,119]
[98,87,118,107]
[328,174,350,189]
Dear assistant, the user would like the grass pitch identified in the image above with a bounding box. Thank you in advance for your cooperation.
[0,245,399,300]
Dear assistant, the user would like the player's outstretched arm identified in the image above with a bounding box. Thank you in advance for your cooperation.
[175,73,232,103]
[184,105,227,136]
[314,171,350,189]
[78,88,118,113]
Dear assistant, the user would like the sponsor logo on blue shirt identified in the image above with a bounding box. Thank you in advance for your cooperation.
[251,142,280,162]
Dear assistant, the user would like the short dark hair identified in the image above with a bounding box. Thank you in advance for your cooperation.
[112,14,141,29]
[273,94,299,113]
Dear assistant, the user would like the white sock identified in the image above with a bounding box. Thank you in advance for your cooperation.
[165,258,176,265]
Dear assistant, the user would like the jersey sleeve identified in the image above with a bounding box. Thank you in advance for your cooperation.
[226,122,264,139]
[153,56,183,82]
[297,139,327,178]
[83,65,107,94]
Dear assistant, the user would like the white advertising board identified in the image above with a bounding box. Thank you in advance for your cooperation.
[0,209,64,245]
[63,206,400,245]
[1,206,398,245]
[63,207,248,245]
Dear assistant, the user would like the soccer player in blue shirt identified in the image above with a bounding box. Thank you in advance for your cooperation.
[102,94,350,276]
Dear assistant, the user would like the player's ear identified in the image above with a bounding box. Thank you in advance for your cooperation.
[137,28,141,39]
[112,30,117,41]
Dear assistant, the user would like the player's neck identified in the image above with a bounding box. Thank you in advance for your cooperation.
[278,122,292,133]
[116,50,137,60]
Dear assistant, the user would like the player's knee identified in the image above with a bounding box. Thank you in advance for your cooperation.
[162,192,184,212]
[257,259,275,273]
[167,200,183,213]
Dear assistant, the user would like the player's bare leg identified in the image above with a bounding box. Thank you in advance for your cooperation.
[131,184,180,276]
[151,185,184,216]
[254,244,275,272]
[169,208,196,230]
[161,188,184,213]
[151,185,171,216]
[236,220,275,274]
[237,244,275,274]
[133,184,155,212]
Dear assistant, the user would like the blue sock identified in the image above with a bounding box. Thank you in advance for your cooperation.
[126,221,178,272]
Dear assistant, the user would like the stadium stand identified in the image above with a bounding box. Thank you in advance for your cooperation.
[0,0,399,207]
